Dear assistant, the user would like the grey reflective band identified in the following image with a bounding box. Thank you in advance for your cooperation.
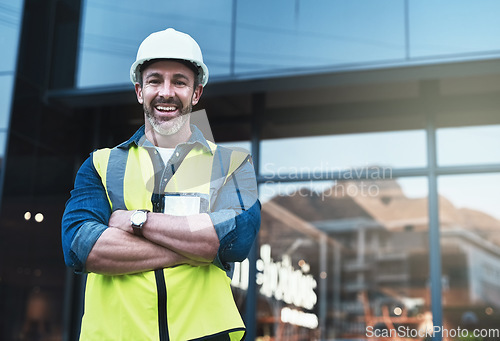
[213,146,231,183]
[106,147,129,211]
[209,146,232,208]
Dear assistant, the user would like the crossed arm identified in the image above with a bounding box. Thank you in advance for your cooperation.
[61,154,260,276]
[86,211,219,275]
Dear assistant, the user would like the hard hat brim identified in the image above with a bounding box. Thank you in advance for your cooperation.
[130,58,209,86]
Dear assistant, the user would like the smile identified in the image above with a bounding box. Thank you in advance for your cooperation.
[155,106,177,112]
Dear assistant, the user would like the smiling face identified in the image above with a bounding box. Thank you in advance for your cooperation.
[134,60,203,142]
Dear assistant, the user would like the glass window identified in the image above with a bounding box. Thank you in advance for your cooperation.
[0,75,15,130]
[410,0,500,58]
[438,174,500,335]
[438,174,500,225]
[261,130,427,177]
[217,140,251,153]
[77,0,233,87]
[0,0,23,159]
[77,0,500,87]
[259,181,335,204]
[437,125,500,166]
[0,131,6,160]
[256,177,429,339]
[235,0,406,75]
[0,0,23,73]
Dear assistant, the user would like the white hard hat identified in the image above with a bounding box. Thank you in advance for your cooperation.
[130,28,209,86]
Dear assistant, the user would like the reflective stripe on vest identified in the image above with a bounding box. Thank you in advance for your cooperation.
[80,142,248,341]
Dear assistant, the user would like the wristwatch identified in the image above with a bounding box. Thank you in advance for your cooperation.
[130,209,149,236]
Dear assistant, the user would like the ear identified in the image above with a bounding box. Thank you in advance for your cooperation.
[135,83,144,104]
[191,84,203,106]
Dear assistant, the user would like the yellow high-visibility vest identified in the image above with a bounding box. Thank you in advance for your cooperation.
[80,140,249,341]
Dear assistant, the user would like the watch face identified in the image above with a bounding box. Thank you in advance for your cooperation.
[131,210,147,226]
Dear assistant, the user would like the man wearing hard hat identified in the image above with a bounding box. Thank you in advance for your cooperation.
[62,28,260,340]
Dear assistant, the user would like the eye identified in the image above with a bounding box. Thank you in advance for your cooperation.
[174,80,187,87]
[145,76,161,85]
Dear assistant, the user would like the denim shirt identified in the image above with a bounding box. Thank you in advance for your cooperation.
[61,125,260,274]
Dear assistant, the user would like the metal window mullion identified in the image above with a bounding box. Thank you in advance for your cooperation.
[318,236,328,338]
[436,163,500,176]
[427,112,443,341]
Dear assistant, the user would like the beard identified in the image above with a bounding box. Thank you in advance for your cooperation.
[144,97,192,136]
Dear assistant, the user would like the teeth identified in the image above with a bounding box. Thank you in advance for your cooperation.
[156,106,176,111]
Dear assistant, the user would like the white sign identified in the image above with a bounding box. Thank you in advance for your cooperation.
[281,307,319,329]
[232,244,318,311]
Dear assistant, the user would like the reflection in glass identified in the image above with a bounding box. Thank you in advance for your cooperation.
[410,0,500,58]
[76,0,500,90]
[438,174,500,335]
[236,0,406,74]
[217,140,251,153]
[254,178,430,339]
[77,0,232,87]
[437,125,500,166]
[261,130,426,177]
[0,75,15,130]
[77,0,500,88]
[0,0,22,159]
[0,0,23,73]
[0,132,6,160]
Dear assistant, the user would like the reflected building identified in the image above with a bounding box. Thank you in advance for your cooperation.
[248,178,500,339]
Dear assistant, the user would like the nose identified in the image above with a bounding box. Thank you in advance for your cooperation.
[158,82,175,98]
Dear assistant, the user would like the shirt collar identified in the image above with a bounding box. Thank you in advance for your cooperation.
[117,124,213,154]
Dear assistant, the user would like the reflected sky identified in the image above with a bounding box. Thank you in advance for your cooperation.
[261,130,427,174]
[0,0,23,73]
[439,174,500,220]
[236,0,405,73]
[437,125,500,166]
[78,0,232,87]
[0,75,15,130]
[77,0,500,88]
[0,0,23,158]
[410,0,500,57]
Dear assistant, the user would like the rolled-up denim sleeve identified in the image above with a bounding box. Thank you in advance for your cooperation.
[208,158,261,270]
[61,155,111,273]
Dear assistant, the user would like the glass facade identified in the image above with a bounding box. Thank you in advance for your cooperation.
[251,119,500,339]
[256,127,434,339]
[77,0,500,88]
[438,174,500,336]
[437,125,500,166]
[410,0,500,58]
[77,0,233,87]
[0,0,23,173]
[0,75,15,161]
[261,130,427,176]
[2,1,500,340]
[235,0,406,74]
